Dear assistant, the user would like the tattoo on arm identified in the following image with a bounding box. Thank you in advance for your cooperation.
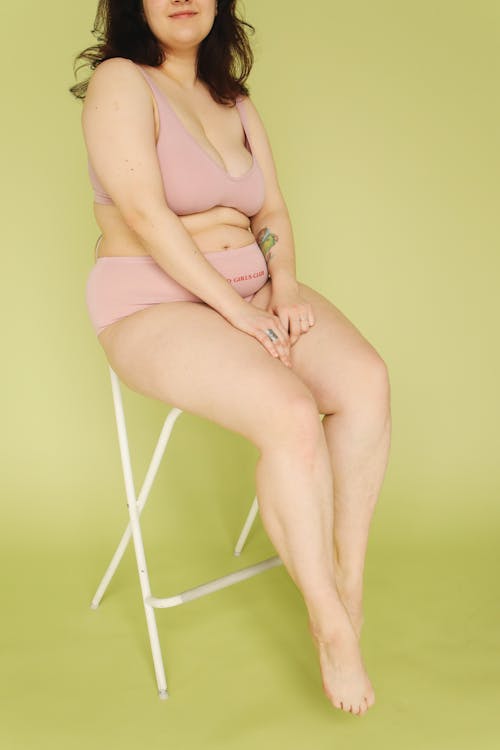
[256,226,279,267]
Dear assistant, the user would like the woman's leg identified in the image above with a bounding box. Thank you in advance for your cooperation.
[97,287,374,714]
[250,281,392,640]
[322,404,391,639]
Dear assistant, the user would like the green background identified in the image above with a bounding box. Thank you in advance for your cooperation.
[1,0,499,747]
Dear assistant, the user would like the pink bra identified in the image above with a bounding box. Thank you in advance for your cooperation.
[88,63,265,216]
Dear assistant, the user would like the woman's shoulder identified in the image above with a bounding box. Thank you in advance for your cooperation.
[86,57,142,92]
[83,58,153,123]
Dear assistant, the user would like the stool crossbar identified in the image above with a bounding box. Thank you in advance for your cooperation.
[90,365,282,699]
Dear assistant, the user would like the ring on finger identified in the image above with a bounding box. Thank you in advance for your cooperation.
[266,328,279,342]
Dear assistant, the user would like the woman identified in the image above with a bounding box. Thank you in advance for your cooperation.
[71,0,391,716]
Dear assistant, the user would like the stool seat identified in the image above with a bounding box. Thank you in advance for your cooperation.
[90,365,282,700]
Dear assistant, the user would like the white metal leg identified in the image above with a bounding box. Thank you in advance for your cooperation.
[233,496,260,556]
[90,366,282,700]
[90,398,183,609]
[105,366,168,698]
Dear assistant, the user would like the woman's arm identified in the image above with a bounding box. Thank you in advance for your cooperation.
[251,207,298,291]
[240,96,299,292]
[82,58,249,320]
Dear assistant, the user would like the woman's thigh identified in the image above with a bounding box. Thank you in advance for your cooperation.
[248,280,389,415]
[97,280,318,449]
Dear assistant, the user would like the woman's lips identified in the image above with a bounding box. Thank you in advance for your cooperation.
[170,12,197,18]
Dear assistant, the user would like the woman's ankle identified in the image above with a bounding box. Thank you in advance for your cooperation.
[305,587,353,642]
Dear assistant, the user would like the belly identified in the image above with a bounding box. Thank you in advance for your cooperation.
[187,223,255,253]
[93,205,257,259]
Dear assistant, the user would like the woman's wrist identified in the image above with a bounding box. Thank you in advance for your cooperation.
[270,267,299,292]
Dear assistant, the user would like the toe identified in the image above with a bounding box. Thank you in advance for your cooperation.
[354,702,366,715]
[366,692,375,708]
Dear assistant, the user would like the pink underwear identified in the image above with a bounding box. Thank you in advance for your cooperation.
[85,240,269,336]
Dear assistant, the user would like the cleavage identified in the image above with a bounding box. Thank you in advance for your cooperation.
[152,83,252,176]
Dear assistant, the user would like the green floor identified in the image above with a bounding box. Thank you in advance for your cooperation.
[1,513,498,749]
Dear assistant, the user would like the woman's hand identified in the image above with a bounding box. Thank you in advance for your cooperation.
[267,281,315,346]
[226,303,292,367]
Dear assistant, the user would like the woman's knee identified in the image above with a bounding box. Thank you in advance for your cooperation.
[344,349,391,417]
[251,384,322,454]
[363,352,391,404]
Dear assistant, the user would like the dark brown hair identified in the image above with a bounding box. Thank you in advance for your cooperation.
[69,0,256,105]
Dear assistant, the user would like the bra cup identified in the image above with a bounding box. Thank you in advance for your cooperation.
[89,64,266,216]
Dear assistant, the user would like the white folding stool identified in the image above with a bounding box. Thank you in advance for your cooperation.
[90,365,283,699]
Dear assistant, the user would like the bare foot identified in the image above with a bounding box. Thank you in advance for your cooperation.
[308,612,375,715]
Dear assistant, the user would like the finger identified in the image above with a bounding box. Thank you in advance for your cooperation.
[299,310,310,332]
[307,305,315,326]
[273,333,291,363]
[271,317,291,355]
[267,323,292,365]
[276,309,291,339]
[289,314,302,342]
[275,321,290,349]
[255,329,281,360]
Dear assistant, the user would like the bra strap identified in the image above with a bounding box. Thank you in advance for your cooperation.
[236,97,252,150]
[235,96,248,128]
[134,63,161,98]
